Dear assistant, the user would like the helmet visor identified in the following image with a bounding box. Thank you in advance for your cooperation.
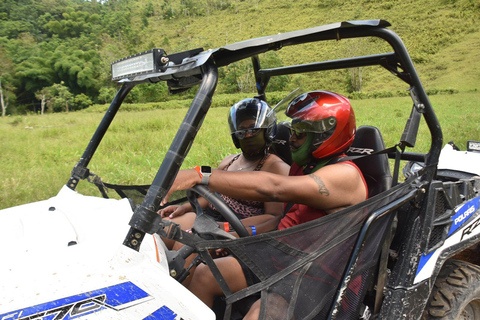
[284,116,337,134]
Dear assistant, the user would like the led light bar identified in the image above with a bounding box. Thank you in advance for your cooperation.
[111,49,166,81]
[467,140,480,152]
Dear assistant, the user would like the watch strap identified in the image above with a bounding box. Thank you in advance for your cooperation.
[194,166,211,185]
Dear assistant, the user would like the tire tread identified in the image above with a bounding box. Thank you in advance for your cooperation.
[423,259,480,319]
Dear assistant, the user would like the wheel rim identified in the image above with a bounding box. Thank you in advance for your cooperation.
[461,300,480,320]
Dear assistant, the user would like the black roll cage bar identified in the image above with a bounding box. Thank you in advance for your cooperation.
[66,19,443,318]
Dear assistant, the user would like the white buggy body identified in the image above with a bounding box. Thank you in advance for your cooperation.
[438,143,480,176]
[0,144,477,319]
[0,186,214,320]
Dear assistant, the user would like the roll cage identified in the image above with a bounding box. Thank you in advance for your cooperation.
[67,20,446,319]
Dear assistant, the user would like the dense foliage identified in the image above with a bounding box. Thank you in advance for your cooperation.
[0,0,479,115]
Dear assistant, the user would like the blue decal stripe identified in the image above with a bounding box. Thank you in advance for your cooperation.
[415,251,434,276]
[101,282,150,307]
[0,282,150,320]
[144,306,177,320]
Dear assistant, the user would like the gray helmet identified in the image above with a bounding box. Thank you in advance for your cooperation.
[228,98,277,148]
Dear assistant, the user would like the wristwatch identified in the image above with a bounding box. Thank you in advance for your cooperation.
[194,166,212,185]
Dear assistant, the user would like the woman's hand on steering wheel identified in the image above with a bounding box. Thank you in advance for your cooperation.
[189,185,250,238]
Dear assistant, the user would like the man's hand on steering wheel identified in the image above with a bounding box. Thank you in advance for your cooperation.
[161,169,200,206]
[158,204,187,219]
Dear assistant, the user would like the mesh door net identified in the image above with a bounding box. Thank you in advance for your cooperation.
[193,181,415,320]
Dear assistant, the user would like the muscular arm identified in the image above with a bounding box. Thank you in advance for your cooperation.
[163,162,366,211]
[308,173,330,196]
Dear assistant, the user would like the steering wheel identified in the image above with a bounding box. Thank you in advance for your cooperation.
[187,185,249,237]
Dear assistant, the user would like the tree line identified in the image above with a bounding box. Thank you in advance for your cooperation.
[1,0,127,115]
[0,0,263,116]
[3,0,476,116]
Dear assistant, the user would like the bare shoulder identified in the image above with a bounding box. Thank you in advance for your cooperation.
[217,154,238,170]
[261,154,290,175]
[313,162,363,183]
[328,161,361,174]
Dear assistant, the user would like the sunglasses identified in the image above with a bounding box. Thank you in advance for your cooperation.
[233,128,262,139]
[288,128,307,139]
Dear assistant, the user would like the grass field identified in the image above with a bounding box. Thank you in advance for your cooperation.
[1,91,479,210]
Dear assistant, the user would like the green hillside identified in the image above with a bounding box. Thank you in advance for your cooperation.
[0,0,479,114]
[127,0,480,93]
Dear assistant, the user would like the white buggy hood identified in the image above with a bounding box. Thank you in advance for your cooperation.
[0,186,214,320]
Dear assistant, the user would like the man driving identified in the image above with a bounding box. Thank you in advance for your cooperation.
[161,90,368,317]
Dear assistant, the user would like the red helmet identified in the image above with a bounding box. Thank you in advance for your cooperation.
[286,91,356,159]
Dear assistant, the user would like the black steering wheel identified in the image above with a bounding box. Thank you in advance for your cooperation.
[187,185,249,237]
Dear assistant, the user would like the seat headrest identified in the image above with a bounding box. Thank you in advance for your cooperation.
[347,126,392,197]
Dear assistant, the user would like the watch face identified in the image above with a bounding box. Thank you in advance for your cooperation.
[201,166,212,174]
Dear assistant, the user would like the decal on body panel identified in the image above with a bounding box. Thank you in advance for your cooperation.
[414,197,480,284]
[0,282,179,320]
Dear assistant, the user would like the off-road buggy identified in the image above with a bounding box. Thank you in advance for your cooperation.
[1,20,480,320]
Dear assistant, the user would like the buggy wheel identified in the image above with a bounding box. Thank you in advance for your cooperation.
[423,259,480,319]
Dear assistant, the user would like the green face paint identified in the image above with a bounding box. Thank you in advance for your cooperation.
[291,133,313,167]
